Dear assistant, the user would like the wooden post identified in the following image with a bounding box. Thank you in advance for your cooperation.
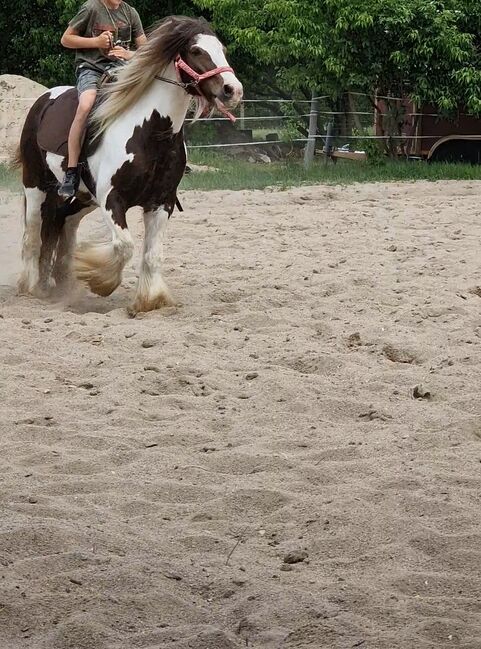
[304,91,320,169]
[348,92,362,131]
[324,121,334,165]
[239,101,245,130]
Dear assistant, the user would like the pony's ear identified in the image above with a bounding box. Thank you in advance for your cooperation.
[167,16,182,29]
[170,17,187,37]
[146,16,214,41]
[145,15,181,38]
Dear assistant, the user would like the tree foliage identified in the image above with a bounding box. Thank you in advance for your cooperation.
[0,0,197,87]
[2,0,481,115]
[195,0,481,112]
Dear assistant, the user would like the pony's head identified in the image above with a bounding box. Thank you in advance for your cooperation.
[92,16,243,137]
[168,17,243,114]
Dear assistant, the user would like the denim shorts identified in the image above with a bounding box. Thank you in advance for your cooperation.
[76,68,103,94]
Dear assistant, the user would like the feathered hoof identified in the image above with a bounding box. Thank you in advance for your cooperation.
[74,242,123,297]
[128,290,175,316]
[17,275,32,296]
[17,275,50,299]
[74,264,121,296]
[84,273,120,297]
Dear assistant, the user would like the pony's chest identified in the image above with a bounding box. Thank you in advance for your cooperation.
[126,110,182,157]
[106,112,186,206]
[125,136,186,193]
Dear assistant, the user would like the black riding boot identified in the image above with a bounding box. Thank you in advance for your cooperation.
[58,167,80,198]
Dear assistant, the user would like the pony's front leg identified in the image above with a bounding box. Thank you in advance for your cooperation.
[74,190,134,297]
[130,206,174,315]
[53,202,96,290]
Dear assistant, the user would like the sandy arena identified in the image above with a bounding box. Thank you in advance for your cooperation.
[0,181,481,649]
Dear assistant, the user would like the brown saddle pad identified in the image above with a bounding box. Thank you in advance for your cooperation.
[35,85,184,212]
[37,88,80,158]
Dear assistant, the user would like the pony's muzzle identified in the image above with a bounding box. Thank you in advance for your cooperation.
[220,80,243,107]
[223,84,234,99]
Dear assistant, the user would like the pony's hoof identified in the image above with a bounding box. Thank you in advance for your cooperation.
[128,291,175,316]
[86,276,119,297]
[73,242,126,297]
[17,278,30,296]
[17,277,49,299]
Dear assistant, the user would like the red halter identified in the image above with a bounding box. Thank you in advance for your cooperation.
[174,55,237,123]
[175,55,234,84]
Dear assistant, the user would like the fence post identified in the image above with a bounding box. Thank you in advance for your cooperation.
[239,101,245,130]
[324,121,334,165]
[304,91,320,170]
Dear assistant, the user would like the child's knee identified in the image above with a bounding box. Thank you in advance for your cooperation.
[78,91,97,115]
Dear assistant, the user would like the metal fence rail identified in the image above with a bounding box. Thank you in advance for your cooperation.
[1,91,467,166]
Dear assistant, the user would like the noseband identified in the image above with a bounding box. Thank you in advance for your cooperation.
[174,55,234,85]
[155,54,237,122]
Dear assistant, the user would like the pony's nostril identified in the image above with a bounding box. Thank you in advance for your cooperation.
[223,84,234,98]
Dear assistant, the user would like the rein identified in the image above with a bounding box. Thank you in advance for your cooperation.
[155,55,237,123]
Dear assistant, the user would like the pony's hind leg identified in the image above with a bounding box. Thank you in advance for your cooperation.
[38,191,63,294]
[18,187,47,296]
[130,206,174,315]
[73,190,134,297]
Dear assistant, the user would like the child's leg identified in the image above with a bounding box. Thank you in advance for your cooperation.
[59,69,100,198]
[67,89,97,168]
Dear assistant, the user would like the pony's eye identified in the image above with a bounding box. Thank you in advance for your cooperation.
[190,46,202,56]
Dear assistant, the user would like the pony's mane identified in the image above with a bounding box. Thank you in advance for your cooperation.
[91,16,215,138]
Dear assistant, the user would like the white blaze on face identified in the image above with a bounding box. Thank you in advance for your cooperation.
[194,34,243,101]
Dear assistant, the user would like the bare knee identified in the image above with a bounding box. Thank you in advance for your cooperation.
[75,90,97,121]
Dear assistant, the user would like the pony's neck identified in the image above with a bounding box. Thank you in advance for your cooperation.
[130,62,192,134]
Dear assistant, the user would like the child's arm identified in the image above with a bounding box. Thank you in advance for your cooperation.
[61,26,112,50]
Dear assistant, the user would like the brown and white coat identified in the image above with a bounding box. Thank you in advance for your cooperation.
[15,17,242,314]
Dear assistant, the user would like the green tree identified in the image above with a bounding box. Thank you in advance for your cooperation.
[0,0,198,87]
[0,0,69,86]
[194,0,481,113]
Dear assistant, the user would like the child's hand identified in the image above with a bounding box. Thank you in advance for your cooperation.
[108,46,133,60]
[95,31,112,49]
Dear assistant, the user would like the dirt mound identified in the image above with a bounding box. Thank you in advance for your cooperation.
[0,74,48,162]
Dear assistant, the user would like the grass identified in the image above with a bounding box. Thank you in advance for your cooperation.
[0,163,21,191]
[3,154,481,194]
[181,151,481,191]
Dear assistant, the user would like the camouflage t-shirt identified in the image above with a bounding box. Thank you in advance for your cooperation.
[69,0,144,71]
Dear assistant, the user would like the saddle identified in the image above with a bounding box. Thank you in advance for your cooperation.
[37,87,82,159]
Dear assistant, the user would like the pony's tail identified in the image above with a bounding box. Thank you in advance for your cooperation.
[9,145,23,171]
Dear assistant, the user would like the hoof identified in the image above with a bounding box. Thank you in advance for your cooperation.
[73,242,126,297]
[17,276,49,299]
[128,291,175,316]
[85,276,120,297]
[17,278,30,296]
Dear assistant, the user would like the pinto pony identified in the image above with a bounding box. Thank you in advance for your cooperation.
[14,16,242,313]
